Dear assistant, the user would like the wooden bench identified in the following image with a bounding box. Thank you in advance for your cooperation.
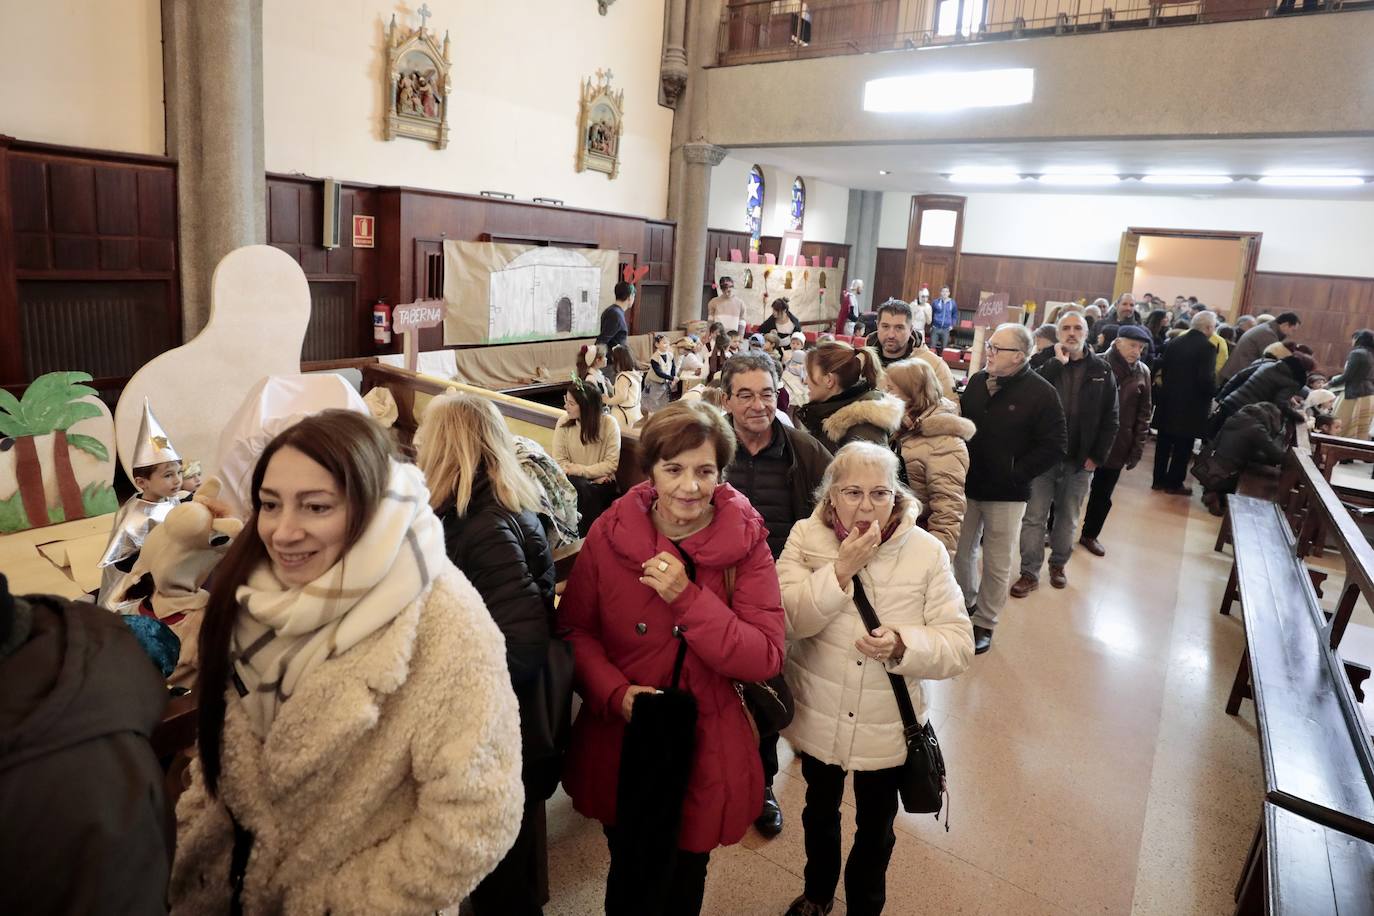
[1234,802,1374,914]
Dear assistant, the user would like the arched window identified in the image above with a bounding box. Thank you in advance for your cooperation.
[790,177,806,232]
[746,165,765,253]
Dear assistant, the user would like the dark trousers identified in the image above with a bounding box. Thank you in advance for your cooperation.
[799,753,902,916]
[1153,433,1195,489]
[1080,466,1123,540]
[471,796,548,916]
[760,732,780,787]
[604,826,710,916]
[569,476,617,537]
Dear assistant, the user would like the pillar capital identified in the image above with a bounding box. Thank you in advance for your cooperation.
[682,142,727,167]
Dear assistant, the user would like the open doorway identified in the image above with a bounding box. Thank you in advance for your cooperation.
[1113,228,1262,321]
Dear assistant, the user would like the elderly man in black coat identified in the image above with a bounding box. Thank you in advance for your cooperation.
[1152,309,1220,495]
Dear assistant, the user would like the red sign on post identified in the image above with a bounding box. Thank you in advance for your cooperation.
[353,215,375,249]
[392,299,447,373]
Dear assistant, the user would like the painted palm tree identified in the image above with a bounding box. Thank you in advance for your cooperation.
[0,371,109,528]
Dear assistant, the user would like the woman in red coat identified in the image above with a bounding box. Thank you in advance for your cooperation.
[560,400,786,916]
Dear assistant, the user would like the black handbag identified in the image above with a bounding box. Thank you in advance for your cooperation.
[851,576,950,829]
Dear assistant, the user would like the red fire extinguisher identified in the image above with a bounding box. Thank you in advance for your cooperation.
[373,298,392,347]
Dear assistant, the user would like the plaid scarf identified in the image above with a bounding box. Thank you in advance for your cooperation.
[231,460,447,737]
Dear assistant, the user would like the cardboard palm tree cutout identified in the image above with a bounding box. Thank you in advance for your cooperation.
[0,371,118,533]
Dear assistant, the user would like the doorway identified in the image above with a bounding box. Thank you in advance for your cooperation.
[1113,228,1261,321]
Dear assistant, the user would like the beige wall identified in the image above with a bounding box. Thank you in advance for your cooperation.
[707,156,853,243]
[705,14,1374,147]
[262,0,675,218]
[0,0,165,154]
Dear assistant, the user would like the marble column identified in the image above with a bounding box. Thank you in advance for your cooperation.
[844,189,883,301]
[163,0,267,337]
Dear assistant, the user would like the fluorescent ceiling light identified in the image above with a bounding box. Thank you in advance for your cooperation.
[879,169,891,175]
[947,170,1022,185]
[1140,174,1234,185]
[1256,175,1365,188]
[1037,172,1120,186]
[863,68,1034,113]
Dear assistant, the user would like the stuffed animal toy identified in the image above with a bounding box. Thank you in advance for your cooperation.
[109,476,242,687]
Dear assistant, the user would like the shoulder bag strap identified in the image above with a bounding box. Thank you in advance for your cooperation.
[850,575,922,741]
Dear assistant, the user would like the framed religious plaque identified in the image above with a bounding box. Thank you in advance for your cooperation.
[384,5,453,149]
[576,69,624,179]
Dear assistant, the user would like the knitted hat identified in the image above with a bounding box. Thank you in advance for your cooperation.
[1117,325,1152,343]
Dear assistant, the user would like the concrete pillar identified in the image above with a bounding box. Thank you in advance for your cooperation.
[844,189,883,301]
[674,143,727,327]
[163,0,267,338]
[659,0,689,109]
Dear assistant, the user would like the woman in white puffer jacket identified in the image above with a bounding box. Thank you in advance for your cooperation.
[776,441,973,916]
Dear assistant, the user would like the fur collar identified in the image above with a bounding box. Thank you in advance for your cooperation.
[820,392,905,442]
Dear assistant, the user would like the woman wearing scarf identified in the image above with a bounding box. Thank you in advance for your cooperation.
[171,410,523,914]
[776,442,973,916]
[559,401,785,916]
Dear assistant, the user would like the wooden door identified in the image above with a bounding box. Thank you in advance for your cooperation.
[1232,233,1262,319]
[1113,231,1140,301]
[902,194,965,305]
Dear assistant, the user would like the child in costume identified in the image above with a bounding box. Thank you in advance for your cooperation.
[576,343,612,397]
[783,331,810,407]
[179,459,203,496]
[95,400,184,610]
[643,333,677,414]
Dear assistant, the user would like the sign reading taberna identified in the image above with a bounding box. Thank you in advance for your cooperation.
[393,300,446,334]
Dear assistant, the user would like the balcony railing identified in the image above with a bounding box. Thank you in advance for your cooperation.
[717,0,1351,65]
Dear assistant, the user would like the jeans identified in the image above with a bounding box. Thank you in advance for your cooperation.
[954,498,1027,631]
[799,753,903,916]
[1019,461,1093,576]
[929,325,951,354]
[604,826,710,916]
[471,796,547,916]
[1080,466,1122,541]
[1152,433,1195,489]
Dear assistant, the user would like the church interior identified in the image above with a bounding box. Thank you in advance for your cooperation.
[2,0,1373,912]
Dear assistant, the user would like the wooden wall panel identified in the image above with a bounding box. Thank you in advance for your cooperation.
[873,247,906,304]
[1250,272,1374,374]
[955,253,1117,326]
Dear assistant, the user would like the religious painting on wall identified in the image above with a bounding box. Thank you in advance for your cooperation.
[577,69,624,179]
[383,6,452,149]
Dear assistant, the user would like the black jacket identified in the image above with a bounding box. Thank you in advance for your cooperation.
[596,304,629,350]
[959,365,1067,502]
[1335,344,1374,399]
[1212,402,1289,472]
[725,419,833,558]
[1154,329,1217,438]
[758,309,803,337]
[0,592,171,915]
[1104,347,1152,470]
[1036,351,1119,467]
[1216,358,1268,404]
[793,383,905,454]
[1219,358,1306,417]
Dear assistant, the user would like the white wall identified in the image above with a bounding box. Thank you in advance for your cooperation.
[879,190,1374,277]
[0,0,165,155]
[710,157,852,243]
[262,0,675,218]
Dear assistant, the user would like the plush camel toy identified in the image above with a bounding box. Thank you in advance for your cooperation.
[110,477,242,687]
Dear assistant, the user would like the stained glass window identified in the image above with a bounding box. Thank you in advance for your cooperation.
[746,165,765,253]
[790,177,806,232]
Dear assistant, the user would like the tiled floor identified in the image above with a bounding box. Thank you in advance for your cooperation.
[542,445,1269,914]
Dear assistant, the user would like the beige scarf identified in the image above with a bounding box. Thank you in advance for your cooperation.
[231,460,447,737]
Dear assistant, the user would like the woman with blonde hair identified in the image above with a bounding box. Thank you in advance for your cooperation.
[777,441,972,916]
[606,344,644,430]
[794,340,903,454]
[417,392,561,916]
[882,359,976,558]
[173,410,522,913]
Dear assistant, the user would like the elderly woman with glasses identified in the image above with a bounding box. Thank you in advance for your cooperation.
[776,442,973,916]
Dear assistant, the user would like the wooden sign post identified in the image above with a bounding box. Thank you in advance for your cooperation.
[968,292,1011,376]
[392,299,448,373]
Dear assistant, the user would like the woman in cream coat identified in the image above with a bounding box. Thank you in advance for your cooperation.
[777,441,973,916]
[171,410,523,915]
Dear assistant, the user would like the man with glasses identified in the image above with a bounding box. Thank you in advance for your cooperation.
[955,323,1066,655]
[721,354,832,836]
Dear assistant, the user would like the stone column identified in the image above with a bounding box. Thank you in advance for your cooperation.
[163,0,267,338]
[673,142,727,327]
[659,0,689,109]
[844,189,883,300]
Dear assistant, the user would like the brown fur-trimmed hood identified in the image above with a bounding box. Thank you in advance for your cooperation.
[820,392,905,443]
[911,400,976,441]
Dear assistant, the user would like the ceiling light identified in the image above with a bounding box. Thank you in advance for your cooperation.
[879,169,891,175]
[1256,175,1366,188]
[1037,172,1120,186]
[947,170,1022,185]
[863,68,1034,113]
[1139,174,1234,185]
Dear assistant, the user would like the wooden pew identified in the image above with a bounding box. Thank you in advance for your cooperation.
[1234,802,1374,915]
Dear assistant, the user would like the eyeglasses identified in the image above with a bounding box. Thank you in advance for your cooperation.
[984,343,1022,354]
[834,486,895,507]
[731,389,777,404]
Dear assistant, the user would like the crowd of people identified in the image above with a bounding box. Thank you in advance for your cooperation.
[5,273,1373,916]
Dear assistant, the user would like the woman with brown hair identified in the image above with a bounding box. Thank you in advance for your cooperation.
[171,410,523,914]
[553,379,621,535]
[577,343,612,397]
[606,344,644,430]
[883,358,976,558]
[416,392,562,916]
[794,340,904,453]
[559,401,785,916]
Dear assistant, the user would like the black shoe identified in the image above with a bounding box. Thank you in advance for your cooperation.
[754,787,783,837]
[784,895,834,916]
[973,625,993,655]
[1165,485,1194,496]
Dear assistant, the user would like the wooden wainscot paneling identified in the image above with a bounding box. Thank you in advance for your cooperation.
[1250,271,1374,374]
[1,137,180,389]
[954,253,1118,326]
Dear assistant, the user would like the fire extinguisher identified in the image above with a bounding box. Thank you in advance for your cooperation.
[373,298,392,348]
